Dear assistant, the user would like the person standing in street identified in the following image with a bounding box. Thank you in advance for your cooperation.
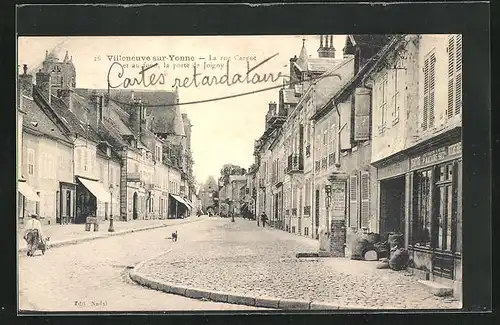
[23,214,45,256]
[260,212,268,228]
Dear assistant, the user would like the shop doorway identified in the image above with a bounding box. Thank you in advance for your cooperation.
[132,192,138,220]
[379,176,406,239]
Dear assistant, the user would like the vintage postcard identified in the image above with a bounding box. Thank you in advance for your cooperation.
[17,34,463,312]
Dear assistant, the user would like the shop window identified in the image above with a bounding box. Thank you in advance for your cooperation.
[412,162,459,252]
[412,169,432,246]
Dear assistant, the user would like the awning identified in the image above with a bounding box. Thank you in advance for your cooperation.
[78,177,111,202]
[18,181,40,202]
[170,194,190,210]
[183,198,193,210]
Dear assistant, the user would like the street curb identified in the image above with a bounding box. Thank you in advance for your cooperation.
[129,266,350,310]
[18,218,201,253]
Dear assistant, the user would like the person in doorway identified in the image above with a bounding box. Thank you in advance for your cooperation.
[260,212,268,228]
[23,214,45,256]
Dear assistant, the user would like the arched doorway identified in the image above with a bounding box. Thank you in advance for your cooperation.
[133,192,138,220]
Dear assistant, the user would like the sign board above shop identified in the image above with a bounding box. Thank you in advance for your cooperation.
[410,142,462,170]
[376,141,462,179]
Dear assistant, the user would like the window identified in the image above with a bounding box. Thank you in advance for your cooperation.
[378,73,388,132]
[423,50,436,130]
[447,34,462,117]
[304,227,309,236]
[412,169,432,246]
[28,149,35,175]
[391,68,405,124]
[292,226,296,233]
[82,148,88,171]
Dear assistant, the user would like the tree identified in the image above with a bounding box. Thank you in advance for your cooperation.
[219,164,245,185]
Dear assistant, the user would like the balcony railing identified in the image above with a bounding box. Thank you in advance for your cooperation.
[286,154,304,174]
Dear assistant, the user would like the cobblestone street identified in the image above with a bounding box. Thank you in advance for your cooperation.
[138,217,461,310]
[18,217,266,311]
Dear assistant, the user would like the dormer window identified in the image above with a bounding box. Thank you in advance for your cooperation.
[106,147,111,157]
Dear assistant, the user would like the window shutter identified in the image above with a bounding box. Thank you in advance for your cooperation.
[354,87,371,141]
[423,57,429,130]
[447,36,455,118]
[340,100,353,150]
[455,35,462,115]
[349,174,358,228]
[429,53,436,128]
[360,171,370,229]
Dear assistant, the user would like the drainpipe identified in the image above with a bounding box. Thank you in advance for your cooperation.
[311,120,316,238]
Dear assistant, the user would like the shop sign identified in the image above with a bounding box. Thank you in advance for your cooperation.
[410,142,462,170]
[330,181,346,217]
[377,158,409,180]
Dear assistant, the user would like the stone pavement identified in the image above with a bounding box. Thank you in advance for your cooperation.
[18,217,198,252]
[136,218,462,310]
[19,216,267,311]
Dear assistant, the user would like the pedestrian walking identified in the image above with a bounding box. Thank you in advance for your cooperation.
[23,214,46,256]
[260,212,268,228]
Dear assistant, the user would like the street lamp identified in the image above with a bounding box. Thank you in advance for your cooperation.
[108,184,115,232]
[325,184,332,234]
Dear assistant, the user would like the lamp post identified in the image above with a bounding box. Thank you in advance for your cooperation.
[108,184,115,232]
[325,184,332,234]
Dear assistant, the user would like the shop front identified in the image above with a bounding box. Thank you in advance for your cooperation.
[407,138,462,297]
[374,154,410,243]
[17,180,40,225]
[58,182,76,224]
[75,177,111,224]
[169,193,190,219]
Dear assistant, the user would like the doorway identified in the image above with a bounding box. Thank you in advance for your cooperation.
[379,176,406,239]
[133,192,138,220]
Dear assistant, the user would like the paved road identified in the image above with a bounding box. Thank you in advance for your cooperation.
[18,216,267,312]
[138,217,461,310]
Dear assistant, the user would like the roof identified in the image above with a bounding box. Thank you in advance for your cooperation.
[294,57,343,73]
[78,89,186,136]
[345,35,392,55]
[50,94,102,143]
[21,96,70,143]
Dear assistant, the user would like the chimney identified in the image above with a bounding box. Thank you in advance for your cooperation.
[129,98,142,136]
[18,64,33,98]
[35,69,52,105]
[57,88,74,111]
[88,92,101,128]
[269,101,277,115]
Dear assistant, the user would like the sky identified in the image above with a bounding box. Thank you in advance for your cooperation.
[18,35,346,184]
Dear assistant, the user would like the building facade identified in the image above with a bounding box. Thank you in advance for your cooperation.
[17,50,197,226]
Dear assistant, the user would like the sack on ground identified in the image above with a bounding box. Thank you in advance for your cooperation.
[389,247,409,271]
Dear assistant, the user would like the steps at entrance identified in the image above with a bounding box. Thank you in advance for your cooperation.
[417,280,453,297]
